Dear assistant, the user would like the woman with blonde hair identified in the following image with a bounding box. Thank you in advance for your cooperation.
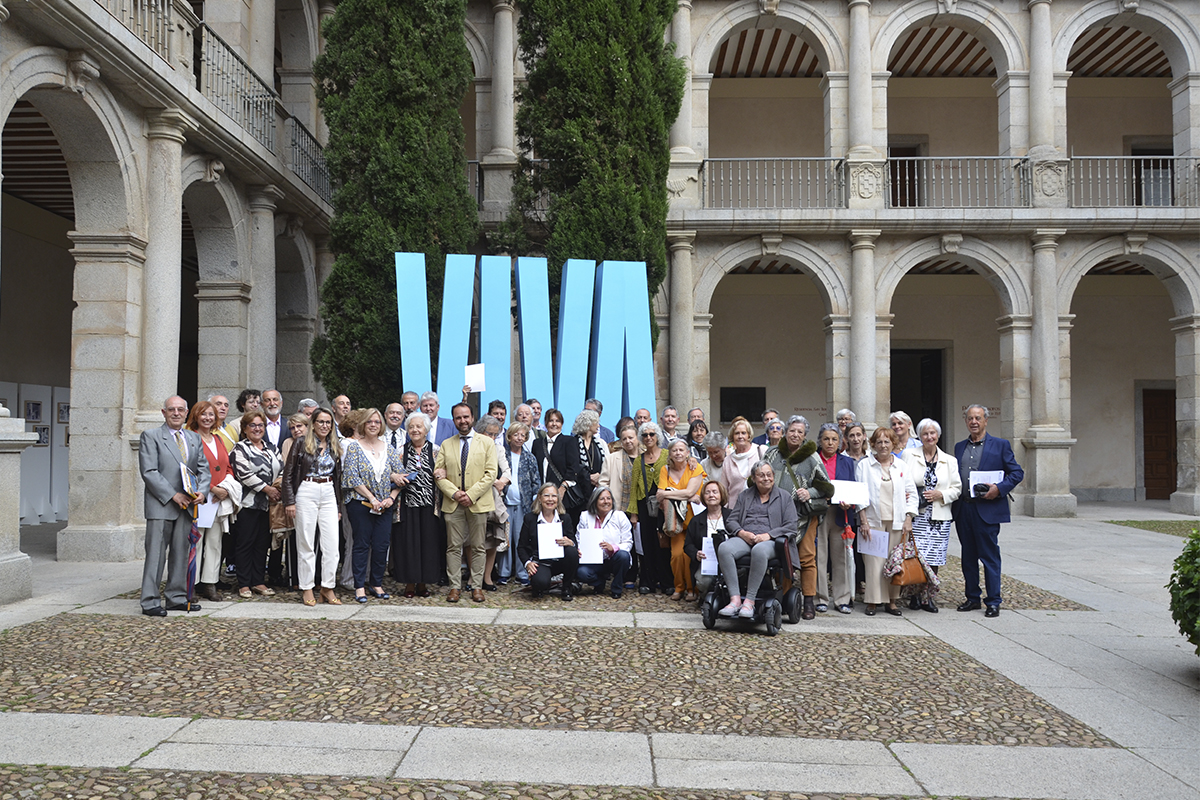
[186,400,233,602]
[657,438,706,601]
[718,417,765,510]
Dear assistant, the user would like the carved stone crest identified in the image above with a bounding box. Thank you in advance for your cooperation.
[759,0,780,14]
[64,51,100,94]
[1124,233,1148,256]
[940,233,963,255]
[761,233,783,257]
[850,162,883,200]
[1119,0,1138,11]
[1032,161,1065,199]
[938,0,958,12]
[666,176,696,197]
[203,158,225,183]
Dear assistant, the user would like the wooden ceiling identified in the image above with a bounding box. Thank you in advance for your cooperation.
[712,29,823,78]
[1067,25,1171,78]
[729,258,1152,278]
[2,100,74,220]
[888,26,995,77]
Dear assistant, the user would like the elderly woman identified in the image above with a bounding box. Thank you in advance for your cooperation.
[627,421,670,595]
[765,415,833,620]
[517,482,578,601]
[902,418,962,612]
[686,419,709,461]
[699,431,727,487]
[814,422,857,614]
[856,428,918,616]
[549,409,605,522]
[501,421,539,587]
[684,480,732,599]
[575,487,634,597]
[889,411,921,452]
[835,408,856,441]
[394,411,441,598]
[342,408,404,603]
[844,422,868,462]
[282,407,343,606]
[657,438,707,601]
[186,400,233,602]
[717,461,799,618]
[230,410,283,599]
[599,422,639,516]
[765,418,785,449]
[719,418,766,510]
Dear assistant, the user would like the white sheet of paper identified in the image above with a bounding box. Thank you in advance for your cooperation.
[829,479,869,506]
[859,528,891,559]
[464,363,486,393]
[537,521,564,559]
[195,494,219,528]
[577,529,604,564]
[969,470,1005,487]
[690,501,705,518]
[701,536,719,575]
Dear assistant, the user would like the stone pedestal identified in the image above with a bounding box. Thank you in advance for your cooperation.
[1021,427,1078,517]
[0,406,36,605]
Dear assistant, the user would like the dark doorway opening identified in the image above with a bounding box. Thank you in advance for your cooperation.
[891,349,943,427]
[1143,388,1176,500]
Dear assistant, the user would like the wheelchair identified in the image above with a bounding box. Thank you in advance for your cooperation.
[700,536,802,636]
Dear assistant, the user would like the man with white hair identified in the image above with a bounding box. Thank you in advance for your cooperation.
[207,394,238,451]
[298,398,319,417]
[421,391,457,445]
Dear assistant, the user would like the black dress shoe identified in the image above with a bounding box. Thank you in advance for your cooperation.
[908,596,920,610]
[638,586,652,595]
[884,605,902,617]
[956,600,982,612]
[142,606,167,617]
[165,602,201,612]
[611,589,623,599]
[481,582,498,592]
[984,605,1000,617]
[921,602,939,613]
[561,591,574,602]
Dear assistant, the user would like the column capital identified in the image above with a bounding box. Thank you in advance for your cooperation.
[677,0,693,10]
[1025,0,1052,8]
[1030,228,1066,249]
[318,0,336,18]
[147,108,197,142]
[823,313,852,332]
[667,231,697,251]
[195,280,253,303]
[490,0,514,12]
[248,184,284,211]
[847,0,871,9]
[67,231,149,263]
[997,313,1034,333]
[1170,314,1200,333]
[847,229,881,249]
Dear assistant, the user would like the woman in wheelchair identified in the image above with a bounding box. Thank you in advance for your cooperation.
[716,461,799,618]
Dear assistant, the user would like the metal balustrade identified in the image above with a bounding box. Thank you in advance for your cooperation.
[1069,157,1200,208]
[702,158,846,208]
[102,0,172,60]
[196,23,277,153]
[885,157,1030,208]
[285,117,332,204]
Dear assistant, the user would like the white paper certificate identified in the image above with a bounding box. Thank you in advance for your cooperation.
[537,521,564,559]
[829,479,869,507]
[577,529,604,564]
[858,528,891,559]
[969,470,1005,488]
[700,536,719,575]
[464,363,486,393]
[195,495,219,528]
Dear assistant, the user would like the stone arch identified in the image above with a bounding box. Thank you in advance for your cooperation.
[275,221,318,403]
[0,46,143,234]
[695,235,850,317]
[463,18,491,80]
[182,156,251,285]
[877,236,1030,317]
[693,0,847,77]
[276,0,318,72]
[1052,0,1200,76]
[1059,236,1200,318]
[871,0,1027,75]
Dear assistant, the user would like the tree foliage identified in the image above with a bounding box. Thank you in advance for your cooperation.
[1167,529,1200,656]
[493,0,685,345]
[311,0,478,409]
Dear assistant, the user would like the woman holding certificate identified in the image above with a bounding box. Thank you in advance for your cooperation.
[517,482,579,601]
[901,418,961,612]
[855,427,918,617]
[575,487,633,597]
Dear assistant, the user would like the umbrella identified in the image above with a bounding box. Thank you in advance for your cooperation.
[186,505,201,611]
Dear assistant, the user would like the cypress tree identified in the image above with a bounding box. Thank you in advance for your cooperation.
[311,0,478,409]
[495,0,685,344]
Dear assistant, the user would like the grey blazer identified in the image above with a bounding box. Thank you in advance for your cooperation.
[140,424,212,521]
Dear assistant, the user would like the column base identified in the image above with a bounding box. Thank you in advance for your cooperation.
[0,550,33,604]
[1169,491,1200,516]
[57,524,143,562]
[1019,427,1078,518]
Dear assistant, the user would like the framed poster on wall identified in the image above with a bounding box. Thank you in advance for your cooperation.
[24,401,42,422]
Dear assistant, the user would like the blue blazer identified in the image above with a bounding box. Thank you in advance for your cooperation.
[952,433,1024,525]
[431,416,456,447]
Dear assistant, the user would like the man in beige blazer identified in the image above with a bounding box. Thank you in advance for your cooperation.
[434,402,497,602]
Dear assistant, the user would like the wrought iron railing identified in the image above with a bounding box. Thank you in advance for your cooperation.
[885,157,1030,208]
[701,158,846,208]
[1069,156,1200,208]
[101,0,172,60]
[285,116,332,204]
[466,160,482,208]
[196,23,277,153]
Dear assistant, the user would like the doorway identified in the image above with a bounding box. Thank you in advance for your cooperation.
[1142,388,1176,500]
[891,349,943,427]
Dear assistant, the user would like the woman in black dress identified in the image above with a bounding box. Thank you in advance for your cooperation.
[395,411,443,598]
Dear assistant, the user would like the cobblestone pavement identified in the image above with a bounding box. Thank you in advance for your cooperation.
[0,766,1071,800]
[0,615,1109,748]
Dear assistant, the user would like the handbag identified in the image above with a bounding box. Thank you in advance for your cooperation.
[888,529,926,586]
[639,458,659,518]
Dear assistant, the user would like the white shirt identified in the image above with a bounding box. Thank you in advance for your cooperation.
[576,509,634,554]
[265,416,282,447]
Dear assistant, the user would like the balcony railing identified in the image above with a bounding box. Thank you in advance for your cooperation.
[284,117,332,204]
[196,23,277,153]
[102,0,172,60]
[466,161,482,208]
[702,158,846,209]
[1069,157,1200,208]
[886,157,1030,208]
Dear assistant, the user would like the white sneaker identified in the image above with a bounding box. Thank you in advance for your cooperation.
[738,600,756,618]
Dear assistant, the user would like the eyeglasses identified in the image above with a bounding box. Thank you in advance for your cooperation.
[641,433,656,438]
[246,423,265,430]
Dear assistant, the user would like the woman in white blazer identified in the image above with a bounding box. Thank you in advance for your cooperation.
[902,418,962,612]
[855,427,918,617]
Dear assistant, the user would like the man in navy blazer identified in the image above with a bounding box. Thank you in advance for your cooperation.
[420,391,457,446]
[952,404,1023,617]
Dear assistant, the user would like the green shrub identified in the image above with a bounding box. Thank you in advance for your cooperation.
[1166,529,1200,656]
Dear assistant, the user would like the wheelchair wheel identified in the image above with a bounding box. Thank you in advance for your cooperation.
[783,588,802,624]
[701,594,718,629]
[764,599,783,636]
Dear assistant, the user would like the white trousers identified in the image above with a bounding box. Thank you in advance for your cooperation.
[197,523,224,584]
[295,481,340,590]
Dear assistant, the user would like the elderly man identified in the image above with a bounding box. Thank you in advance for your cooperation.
[513,403,541,452]
[298,398,319,417]
[330,394,351,439]
[584,398,615,444]
[384,403,406,450]
[717,460,798,619]
[400,391,420,414]
[260,389,289,453]
[139,396,211,616]
[634,408,651,429]
[687,407,704,423]
[207,394,238,451]
[433,403,498,603]
[953,404,1024,618]
[752,408,779,446]
[659,406,680,442]
[526,398,545,431]
[421,391,457,445]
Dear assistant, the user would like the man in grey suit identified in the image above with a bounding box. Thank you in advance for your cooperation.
[139,395,211,616]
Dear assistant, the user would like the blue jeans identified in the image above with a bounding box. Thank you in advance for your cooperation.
[498,503,528,583]
[577,550,632,593]
[347,500,391,589]
[957,501,1002,607]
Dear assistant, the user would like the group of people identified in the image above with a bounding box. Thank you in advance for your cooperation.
[138,390,1022,623]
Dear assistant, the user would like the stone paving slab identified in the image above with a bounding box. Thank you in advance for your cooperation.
[892,742,1200,800]
[208,600,360,620]
[136,742,406,777]
[493,609,635,627]
[354,605,502,624]
[0,711,189,768]
[396,727,654,785]
[167,718,420,750]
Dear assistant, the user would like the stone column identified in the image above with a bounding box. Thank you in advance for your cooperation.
[994,71,1029,156]
[138,109,195,424]
[315,0,337,144]
[1171,315,1200,514]
[1021,229,1076,516]
[196,280,251,400]
[998,314,1033,490]
[249,0,276,84]
[668,232,696,413]
[1169,74,1200,203]
[847,0,874,159]
[667,0,702,207]
[693,311,713,425]
[480,0,517,213]
[1027,0,1070,207]
[248,185,283,391]
[849,230,880,426]
[0,406,36,605]
[824,314,852,418]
